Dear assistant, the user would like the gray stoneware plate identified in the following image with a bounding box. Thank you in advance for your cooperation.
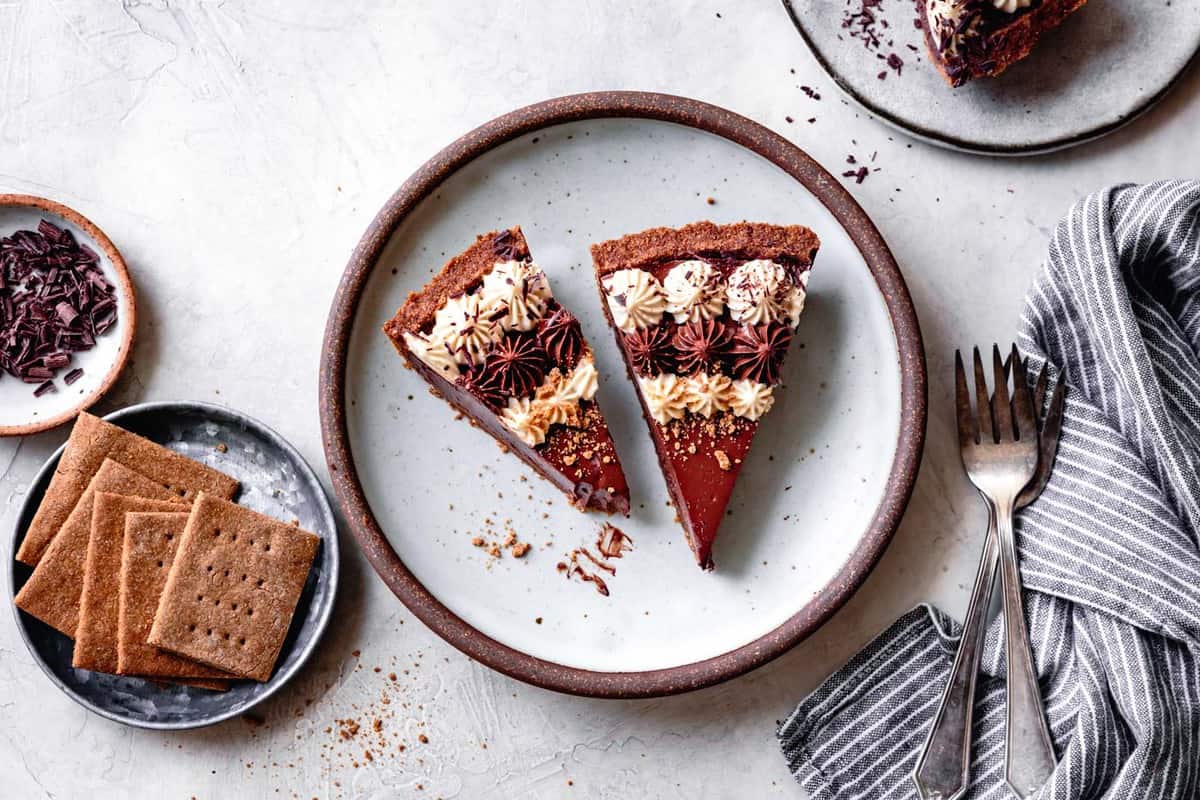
[8,401,339,729]
[321,92,926,697]
[782,0,1200,155]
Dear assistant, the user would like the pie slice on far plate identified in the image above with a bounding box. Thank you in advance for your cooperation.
[920,0,1090,87]
[592,222,819,569]
[383,227,631,515]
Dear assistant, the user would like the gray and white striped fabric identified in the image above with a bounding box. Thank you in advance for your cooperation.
[778,181,1200,800]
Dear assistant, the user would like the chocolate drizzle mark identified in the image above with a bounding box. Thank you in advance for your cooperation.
[596,523,633,559]
[558,525,636,597]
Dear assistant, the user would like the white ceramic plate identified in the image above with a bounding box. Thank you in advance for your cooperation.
[323,93,925,695]
[0,196,135,435]
[783,0,1200,155]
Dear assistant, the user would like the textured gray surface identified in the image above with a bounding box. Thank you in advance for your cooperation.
[785,0,1200,153]
[0,1,1198,798]
[9,402,338,728]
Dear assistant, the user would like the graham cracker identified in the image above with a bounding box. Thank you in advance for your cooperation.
[148,493,320,682]
[16,411,240,566]
[15,459,183,637]
[117,512,238,681]
[74,496,190,673]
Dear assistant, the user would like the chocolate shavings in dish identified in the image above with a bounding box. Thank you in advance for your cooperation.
[0,219,117,396]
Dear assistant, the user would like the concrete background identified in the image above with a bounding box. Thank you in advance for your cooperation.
[1,1,1197,798]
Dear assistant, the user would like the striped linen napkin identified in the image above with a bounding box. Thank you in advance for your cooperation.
[778,181,1200,799]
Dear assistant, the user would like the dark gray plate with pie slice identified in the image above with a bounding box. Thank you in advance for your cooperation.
[7,401,339,729]
[782,0,1200,155]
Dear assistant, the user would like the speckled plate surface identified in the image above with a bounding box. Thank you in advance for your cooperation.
[8,402,339,729]
[783,0,1200,155]
[0,195,136,436]
[322,92,926,697]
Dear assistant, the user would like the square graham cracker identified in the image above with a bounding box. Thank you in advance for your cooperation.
[148,493,320,682]
[74,495,192,673]
[118,512,238,681]
[15,459,184,638]
[16,411,240,566]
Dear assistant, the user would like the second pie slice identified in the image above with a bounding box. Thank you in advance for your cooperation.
[383,227,631,515]
[593,222,819,569]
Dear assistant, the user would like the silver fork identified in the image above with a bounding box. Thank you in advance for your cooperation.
[913,346,1063,800]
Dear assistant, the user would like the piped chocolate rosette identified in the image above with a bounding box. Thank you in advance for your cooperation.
[384,227,630,515]
[592,222,819,569]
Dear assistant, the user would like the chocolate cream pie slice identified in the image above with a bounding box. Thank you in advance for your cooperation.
[920,0,1089,87]
[592,222,819,570]
[384,227,630,515]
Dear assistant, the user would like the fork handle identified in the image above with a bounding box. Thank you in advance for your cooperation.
[912,511,998,800]
[995,497,1057,797]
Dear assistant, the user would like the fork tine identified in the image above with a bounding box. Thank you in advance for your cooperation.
[973,347,994,443]
[1040,376,1067,457]
[1019,373,1067,508]
[1031,360,1049,417]
[955,350,979,447]
[991,345,1012,441]
[1011,345,1035,441]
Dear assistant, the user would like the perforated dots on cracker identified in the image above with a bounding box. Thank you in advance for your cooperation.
[147,493,320,682]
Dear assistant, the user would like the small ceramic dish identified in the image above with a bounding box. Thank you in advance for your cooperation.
[8,401,340,730]
[0,195,136,437]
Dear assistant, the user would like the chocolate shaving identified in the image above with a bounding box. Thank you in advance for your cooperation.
[842,166,871,184]
[1,218,117,395]
[491,230,522,261]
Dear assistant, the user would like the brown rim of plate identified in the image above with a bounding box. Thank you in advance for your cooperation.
[0,194,136,438]
[318,91,928,698]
